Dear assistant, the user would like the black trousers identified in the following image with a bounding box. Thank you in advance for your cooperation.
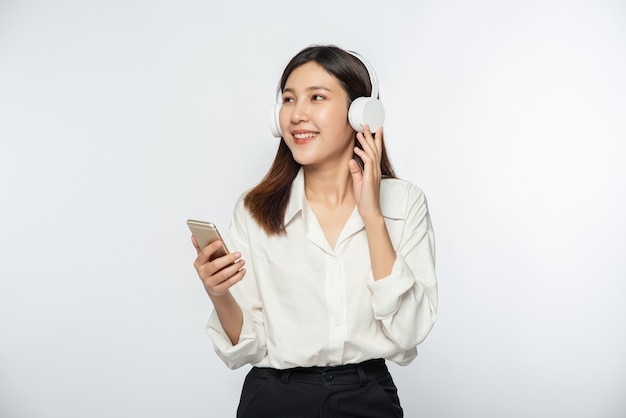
[236,359,403,418]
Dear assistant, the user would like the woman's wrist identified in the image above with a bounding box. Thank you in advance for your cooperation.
[362,212,385,228]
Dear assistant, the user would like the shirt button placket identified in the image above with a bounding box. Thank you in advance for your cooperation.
[325,254,345,363]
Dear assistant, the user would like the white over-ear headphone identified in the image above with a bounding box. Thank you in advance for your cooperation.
[268,50,385,138]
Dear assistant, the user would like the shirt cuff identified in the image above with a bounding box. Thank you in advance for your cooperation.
[205,308,265,369]
[367,255,415,319]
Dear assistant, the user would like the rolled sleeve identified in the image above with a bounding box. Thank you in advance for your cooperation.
[206,307,266,369]
[367,255,415,319]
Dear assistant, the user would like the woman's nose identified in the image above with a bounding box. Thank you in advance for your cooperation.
[290,100,310,123]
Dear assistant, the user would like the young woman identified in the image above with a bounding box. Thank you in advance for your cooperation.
[192,45,437,417]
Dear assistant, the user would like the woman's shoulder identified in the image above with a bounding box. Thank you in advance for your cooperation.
[381,177,426,198]
[380,177,428,218]
[234,189,252,214]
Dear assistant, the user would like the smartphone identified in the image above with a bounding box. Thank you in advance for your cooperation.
[187,219,229,261]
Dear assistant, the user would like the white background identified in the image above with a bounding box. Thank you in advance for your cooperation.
[1,0,625,417]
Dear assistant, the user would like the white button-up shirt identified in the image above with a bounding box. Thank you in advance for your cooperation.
[207,169,437,369]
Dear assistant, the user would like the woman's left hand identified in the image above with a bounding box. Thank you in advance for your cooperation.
[349,125,384,221]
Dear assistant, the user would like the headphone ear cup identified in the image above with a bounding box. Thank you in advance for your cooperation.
[268,103,282,138]
[348,97,385,133]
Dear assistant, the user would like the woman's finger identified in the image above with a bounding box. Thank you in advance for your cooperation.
[208,267,246,296]
[200,259,246,296]
[373,127,384,154]
[358,125,376,153]
[353,145,373,171]
[191,235,201,254]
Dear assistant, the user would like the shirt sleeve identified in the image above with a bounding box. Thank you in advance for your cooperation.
[205,196,268,369]
[367,184,438,361]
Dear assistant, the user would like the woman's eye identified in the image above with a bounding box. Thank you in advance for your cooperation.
[282,97,294,104]
[312,94,325,101]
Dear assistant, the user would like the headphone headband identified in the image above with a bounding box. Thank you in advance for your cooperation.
[273,51,379,103]
[347,50,379,99]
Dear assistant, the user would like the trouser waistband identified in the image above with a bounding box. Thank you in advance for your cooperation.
[260,358,388,387]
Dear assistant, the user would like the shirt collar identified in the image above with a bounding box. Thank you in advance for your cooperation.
[283,168,406,226]
[284,168,306,226]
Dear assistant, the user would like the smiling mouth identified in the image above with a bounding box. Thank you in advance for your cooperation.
[293,132,317,144]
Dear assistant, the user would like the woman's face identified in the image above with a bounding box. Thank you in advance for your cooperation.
[279,61,355,169]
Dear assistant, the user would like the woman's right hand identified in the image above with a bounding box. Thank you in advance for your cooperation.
[192,236,246,298]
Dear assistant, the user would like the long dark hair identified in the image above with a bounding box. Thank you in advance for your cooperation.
[244,45,396,235]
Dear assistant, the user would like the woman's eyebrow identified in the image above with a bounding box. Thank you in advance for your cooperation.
[283,85,332,93]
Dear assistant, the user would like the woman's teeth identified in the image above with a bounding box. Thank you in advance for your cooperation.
[293,133,316,139]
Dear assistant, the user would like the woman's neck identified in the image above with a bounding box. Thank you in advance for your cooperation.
[303,165,354,208]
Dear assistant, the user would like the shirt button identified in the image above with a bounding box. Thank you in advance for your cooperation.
[333,318,342,327]
[323,371,333,381]
[329,257,338,265]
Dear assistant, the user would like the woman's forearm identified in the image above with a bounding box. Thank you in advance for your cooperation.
[363,215,396,280]
[209,291,243,345]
